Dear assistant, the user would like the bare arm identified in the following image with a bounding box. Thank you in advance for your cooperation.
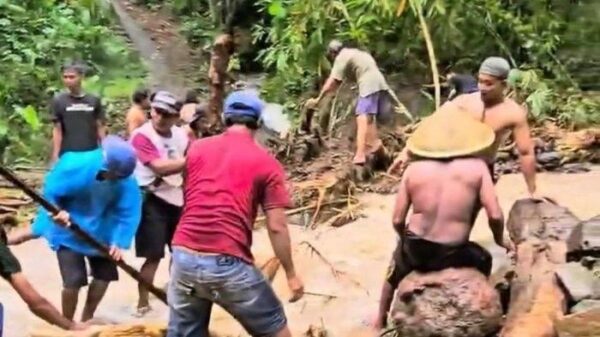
[7,227,39,245]
[314,76,341,104]
[9,273,77,330]
[97,120,106,142]
[126,114,146,136]
[95,99,106,142]
[51,123,62,163]
[132,133,186,176]
[513,107,536,195]
[265,207,296,276]
[392,167,412,236]
[479,166,506,248]
[148,158,186,176]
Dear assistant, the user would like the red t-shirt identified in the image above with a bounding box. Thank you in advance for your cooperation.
[172,129,292,263]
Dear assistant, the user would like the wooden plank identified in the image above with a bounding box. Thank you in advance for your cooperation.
[500,199,581,337]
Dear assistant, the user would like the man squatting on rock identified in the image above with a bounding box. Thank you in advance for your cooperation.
[130,91,188,316]
[373,109,515,330]
[167,90,304,337]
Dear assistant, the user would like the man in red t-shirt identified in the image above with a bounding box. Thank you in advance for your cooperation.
[168,90,304,337]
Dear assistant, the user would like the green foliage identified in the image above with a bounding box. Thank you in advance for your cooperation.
[251,0,600,125]
[0,0,146,164]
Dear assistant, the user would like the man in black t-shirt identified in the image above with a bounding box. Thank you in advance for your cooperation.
[447,72,479,101]
[50,62,106,164]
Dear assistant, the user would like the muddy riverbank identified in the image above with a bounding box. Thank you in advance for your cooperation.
[4,168,600,336]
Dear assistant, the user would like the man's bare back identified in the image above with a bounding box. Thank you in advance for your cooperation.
[397,157,500,245]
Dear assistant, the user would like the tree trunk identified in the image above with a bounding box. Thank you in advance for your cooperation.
[500,199,580,337]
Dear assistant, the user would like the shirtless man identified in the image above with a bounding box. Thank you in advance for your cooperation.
[126,88,150,137]
[389,57,537,195]
[374,110,514,330]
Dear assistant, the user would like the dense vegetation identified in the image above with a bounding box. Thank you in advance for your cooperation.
[141,0,600,127]
[0,0,145,165]
[3,0,599,164]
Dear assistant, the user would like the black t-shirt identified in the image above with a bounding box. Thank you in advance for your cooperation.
[449,74,479,95]
[51,92,105,155]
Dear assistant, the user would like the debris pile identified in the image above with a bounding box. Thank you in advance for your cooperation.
[495,122,600,175]
[0,168,44,228]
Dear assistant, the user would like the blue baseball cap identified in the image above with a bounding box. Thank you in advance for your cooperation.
[223,89,265,119]
[101,135,137,178]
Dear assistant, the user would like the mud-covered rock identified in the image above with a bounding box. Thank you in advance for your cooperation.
[537,151,562,169]
[391,268,502,337]
[569,215,600,255]
[506,199,580,245]
[556,262,600,302]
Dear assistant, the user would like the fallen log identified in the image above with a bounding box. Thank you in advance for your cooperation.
[500,199,581,337]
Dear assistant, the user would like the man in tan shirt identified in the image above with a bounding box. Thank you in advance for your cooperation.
[389,57,537,196]
[306,40,391,165]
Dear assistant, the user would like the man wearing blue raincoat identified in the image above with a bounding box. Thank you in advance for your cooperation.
[9,135,142,323]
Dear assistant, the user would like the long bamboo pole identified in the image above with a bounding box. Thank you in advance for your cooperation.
[398,0,441,109]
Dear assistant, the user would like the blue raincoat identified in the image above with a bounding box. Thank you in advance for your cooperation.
[31,149,142,256]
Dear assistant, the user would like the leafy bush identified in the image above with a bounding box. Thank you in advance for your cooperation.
[251,0,600,125]
[0,0,146,164]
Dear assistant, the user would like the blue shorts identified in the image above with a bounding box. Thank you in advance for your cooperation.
[167,247,287,337]
[356,90,389,115]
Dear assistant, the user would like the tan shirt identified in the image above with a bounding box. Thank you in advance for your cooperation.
[330,48,389,97]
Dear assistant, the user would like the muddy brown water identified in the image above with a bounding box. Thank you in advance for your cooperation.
[3,168,600,336]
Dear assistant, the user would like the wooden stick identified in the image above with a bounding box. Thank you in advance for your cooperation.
[0,165,168,304]
[304,291,338,300]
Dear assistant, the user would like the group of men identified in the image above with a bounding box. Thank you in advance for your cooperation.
[1,62,303,337]
[0,39,539,336]
[305,41,536,329]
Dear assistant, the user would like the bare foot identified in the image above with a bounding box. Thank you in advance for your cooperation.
[353,154,367,165]
[132,305,153,318]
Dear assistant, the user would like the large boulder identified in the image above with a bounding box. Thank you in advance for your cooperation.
[391,268,502,337]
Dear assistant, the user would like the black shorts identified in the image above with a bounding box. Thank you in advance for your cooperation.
[57,246,118,288]
[488,162,499,184]
[385,230,492,288]
[0,243,21,280]
[135,193,182,259]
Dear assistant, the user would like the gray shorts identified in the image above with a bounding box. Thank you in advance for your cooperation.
[167,247,287,337]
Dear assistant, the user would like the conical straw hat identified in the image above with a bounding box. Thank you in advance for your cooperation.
[407,106,496,159]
